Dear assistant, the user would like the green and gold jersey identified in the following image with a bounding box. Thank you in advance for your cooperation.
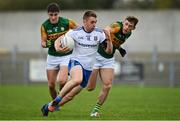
[98,21,131,58]
[41,17,77,56]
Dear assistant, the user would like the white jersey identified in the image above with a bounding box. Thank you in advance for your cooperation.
[66,27,106,70]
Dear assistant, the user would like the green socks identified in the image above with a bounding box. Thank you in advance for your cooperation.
[92,103,101,113]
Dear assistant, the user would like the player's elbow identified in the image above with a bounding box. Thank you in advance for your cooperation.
[105,41,113,54]
[105,48,113,54]
[106,49,112,54]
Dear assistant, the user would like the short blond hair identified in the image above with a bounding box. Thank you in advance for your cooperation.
[83,10,97,20]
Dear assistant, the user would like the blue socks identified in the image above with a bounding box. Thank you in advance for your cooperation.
[52,96,62,106]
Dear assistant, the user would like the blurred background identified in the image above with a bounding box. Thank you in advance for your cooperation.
[0,0,180,87]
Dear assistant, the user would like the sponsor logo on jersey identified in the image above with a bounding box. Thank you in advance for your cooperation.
[77,42,97,48]
[47,30,53,33]
[78,36,84,39]
[61,27,65,31]
[47,31,67,40]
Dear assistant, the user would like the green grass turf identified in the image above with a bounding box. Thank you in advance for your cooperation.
[0,84,180,120]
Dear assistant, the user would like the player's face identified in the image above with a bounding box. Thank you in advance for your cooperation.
[48,12,59,24]
[122,20,135,34]
[83,17,97,32]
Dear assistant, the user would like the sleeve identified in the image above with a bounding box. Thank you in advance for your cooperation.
[125,33,132,40]
[110,22,121,34]
[100,31,106,43]
[41,25,47,40]
[69,19,78,29]
[65,29,76,41]
[118,47,126,57]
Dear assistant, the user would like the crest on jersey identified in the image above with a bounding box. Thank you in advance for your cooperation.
[53,27,58,32]
[86,35,91,41]
[47,30,52,33]
[94,36,98,41]
[61,27,65,31]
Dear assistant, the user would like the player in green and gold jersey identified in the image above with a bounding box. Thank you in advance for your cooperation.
[87,16,139,117]
[41,3,78,100]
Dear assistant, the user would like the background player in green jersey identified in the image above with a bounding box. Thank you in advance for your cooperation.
[41,3,78,100]
[86,16,139,117]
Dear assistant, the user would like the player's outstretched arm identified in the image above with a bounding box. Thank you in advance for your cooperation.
[103,26,111,41]
[105,39,113,54]
[103,26,113,54]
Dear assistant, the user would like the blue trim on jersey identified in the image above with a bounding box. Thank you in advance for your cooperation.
[74,26,103,34]
[73,26,83,31]
[68,59,92,88]
[82,26,92,33]
[94,28,103,33]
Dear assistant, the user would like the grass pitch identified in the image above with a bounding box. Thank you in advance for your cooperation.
[0,84,180,120]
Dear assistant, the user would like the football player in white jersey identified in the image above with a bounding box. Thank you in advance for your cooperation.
[41,10,112,116]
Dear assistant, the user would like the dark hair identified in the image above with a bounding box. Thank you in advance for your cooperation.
[126,16,138,27]
[47,3,60,13]
[83,10,97,20]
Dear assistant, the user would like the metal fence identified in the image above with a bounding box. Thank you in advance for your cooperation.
[0,59,29,84]
[114,61,180,87]
[0,59,180,87]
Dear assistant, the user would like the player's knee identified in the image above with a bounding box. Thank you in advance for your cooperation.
[103,82,112,90]
[58,79,67,85]
[59,75,68,83]
[72,79,82,85]
[48,81,55,89]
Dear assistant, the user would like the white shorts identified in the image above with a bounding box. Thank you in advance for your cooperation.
[46,54,71,70]
[93,53,115,69]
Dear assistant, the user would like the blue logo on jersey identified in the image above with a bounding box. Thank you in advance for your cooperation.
[86,35,91,41]
[94,36,98,41]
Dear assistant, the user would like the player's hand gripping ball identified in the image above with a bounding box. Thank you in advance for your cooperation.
[54,33,74,53]
[60,34,74,50]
